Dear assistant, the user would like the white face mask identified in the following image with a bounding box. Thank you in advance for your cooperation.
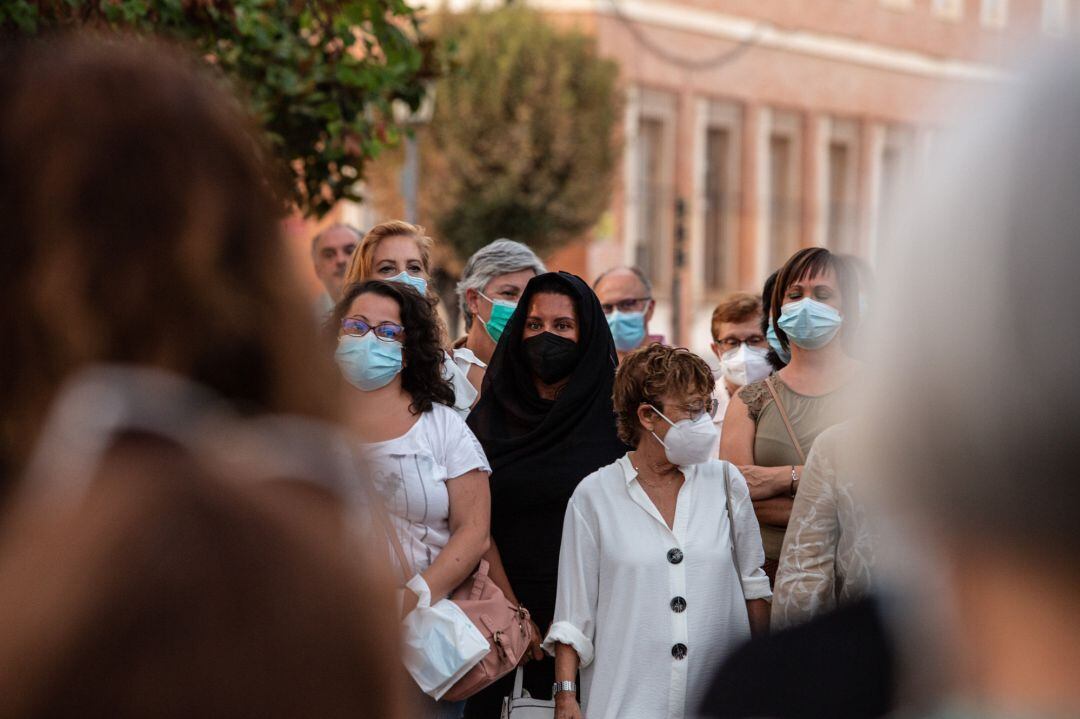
[648,405,719,467]
[719,344,772,387]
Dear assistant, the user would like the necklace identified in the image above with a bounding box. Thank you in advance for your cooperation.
[629,452,679,489]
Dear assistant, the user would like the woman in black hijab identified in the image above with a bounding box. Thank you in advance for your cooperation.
[464,271,626,717]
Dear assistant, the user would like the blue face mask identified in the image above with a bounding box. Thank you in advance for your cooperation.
[606,310,647,352]
[388,271,428,296]
[335,334,403,391]
[766,323,791,364]
[777,297,843,350]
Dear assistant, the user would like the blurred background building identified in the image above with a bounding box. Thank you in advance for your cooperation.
[291,0,1076,351]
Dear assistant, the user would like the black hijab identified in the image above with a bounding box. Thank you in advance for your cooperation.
[467,272,626,612]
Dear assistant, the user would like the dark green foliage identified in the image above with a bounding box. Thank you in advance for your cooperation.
[426,6,622,259]
[2,0,432,218]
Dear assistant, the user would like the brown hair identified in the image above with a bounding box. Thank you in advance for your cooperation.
[768,247,859,353]
[613,344,715,446]
[710,292,763,341]
[344,220,433,286]
[0,441,403,718]
[0,36,339,487]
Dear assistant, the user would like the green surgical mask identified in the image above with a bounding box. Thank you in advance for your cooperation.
[478,291,517,343]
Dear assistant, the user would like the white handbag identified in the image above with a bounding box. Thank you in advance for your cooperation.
[500,667,555,719]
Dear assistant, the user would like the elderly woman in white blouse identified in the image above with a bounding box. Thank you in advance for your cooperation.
[543,344,771,719]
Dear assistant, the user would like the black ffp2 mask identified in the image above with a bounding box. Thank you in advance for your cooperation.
[523,332,580,385]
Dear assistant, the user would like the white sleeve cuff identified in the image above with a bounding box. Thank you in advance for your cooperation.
[741,572,773,601]
[542,621,595,667]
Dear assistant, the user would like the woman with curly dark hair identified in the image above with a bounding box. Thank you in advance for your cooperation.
[331,279,492,719]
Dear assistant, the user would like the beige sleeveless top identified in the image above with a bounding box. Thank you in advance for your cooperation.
[738,375,853,560]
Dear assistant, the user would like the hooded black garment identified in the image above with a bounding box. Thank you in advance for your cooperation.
[464,271,627,714]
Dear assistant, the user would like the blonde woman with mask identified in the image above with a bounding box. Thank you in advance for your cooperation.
[343,221,483,415]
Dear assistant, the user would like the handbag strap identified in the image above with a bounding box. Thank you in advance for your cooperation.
[721,466,746,596]
[512,666,525,699]
[764,376,806,464]
[360,478,413,585]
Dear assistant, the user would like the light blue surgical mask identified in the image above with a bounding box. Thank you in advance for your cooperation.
[387,271,428,296]
[777,297,843,350]
[766,323,791,364]
[335,334,403,391]
[606,310,646,352]
[478,292,516,344]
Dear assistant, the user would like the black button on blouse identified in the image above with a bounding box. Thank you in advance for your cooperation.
[672,643,688,660]
[667,548,684,564]
[670,596,687,613]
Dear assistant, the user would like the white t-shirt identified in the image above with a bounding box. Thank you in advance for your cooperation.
[364,403,490,581]
[543,455,771,719]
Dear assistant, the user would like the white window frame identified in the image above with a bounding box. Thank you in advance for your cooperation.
[931,0,965,21]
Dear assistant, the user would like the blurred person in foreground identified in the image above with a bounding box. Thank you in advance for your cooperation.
[706,46,1080,719]
[0,453,398,719]
[311,223,362,320]
[865,47,1080,719]
[455,239,547,367]
[544,344,769,719]
[344,220,483,414]
[593,266,660,361]
[464,272,627,716]
[0,36,403,716]
[708,292,772,446]
[330,279,491,718]
[720,248,861,585]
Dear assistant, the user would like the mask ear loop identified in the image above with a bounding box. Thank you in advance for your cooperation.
[646,404,676,449]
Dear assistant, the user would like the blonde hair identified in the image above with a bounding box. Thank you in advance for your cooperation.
[344,220,433,285]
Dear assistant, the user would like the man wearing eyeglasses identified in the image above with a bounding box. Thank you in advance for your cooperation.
[708,292,772,448]
[593,266,662,362]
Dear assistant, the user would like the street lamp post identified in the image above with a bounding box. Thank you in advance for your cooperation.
[392,86,436,225]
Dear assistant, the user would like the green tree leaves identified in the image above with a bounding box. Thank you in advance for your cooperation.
[4,0,432,218]
[425,6,622,260]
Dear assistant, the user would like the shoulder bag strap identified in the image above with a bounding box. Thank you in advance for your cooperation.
[720,466,746,596]
[360,478,413,585]
[764,376,807,464]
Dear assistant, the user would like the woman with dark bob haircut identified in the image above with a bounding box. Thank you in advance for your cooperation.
[543,343,770,719]
[331,279,492,719]
[720,247,862,585]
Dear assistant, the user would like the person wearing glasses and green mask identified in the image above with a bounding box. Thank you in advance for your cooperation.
[593,266,660,363]
[455,239,547,376]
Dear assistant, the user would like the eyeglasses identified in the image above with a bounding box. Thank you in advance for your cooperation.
[341,317,405,342]
[650,397,720,421]
[715,335,767,351]
[600,297,652,315]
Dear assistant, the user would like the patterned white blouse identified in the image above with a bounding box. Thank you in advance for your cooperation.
[773,422,878,629]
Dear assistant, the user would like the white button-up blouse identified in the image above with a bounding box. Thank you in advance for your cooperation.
[542,454,771,719]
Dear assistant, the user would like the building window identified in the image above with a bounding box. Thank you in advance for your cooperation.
[931,0,964,20]
[981,0,1008,27]
[704,128,732,291]
[1042,0,1069,34]
[636,117,667,283]
[879,0,914,9]
[766,111,803,272]
[824,118,859,254]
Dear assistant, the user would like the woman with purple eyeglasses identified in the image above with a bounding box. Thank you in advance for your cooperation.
[330,279,492,719]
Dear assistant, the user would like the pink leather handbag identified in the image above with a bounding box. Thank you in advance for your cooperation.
[440,559,532,701]
[373,495,532,700]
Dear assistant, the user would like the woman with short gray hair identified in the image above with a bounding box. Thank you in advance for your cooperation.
[454,240,546,371]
